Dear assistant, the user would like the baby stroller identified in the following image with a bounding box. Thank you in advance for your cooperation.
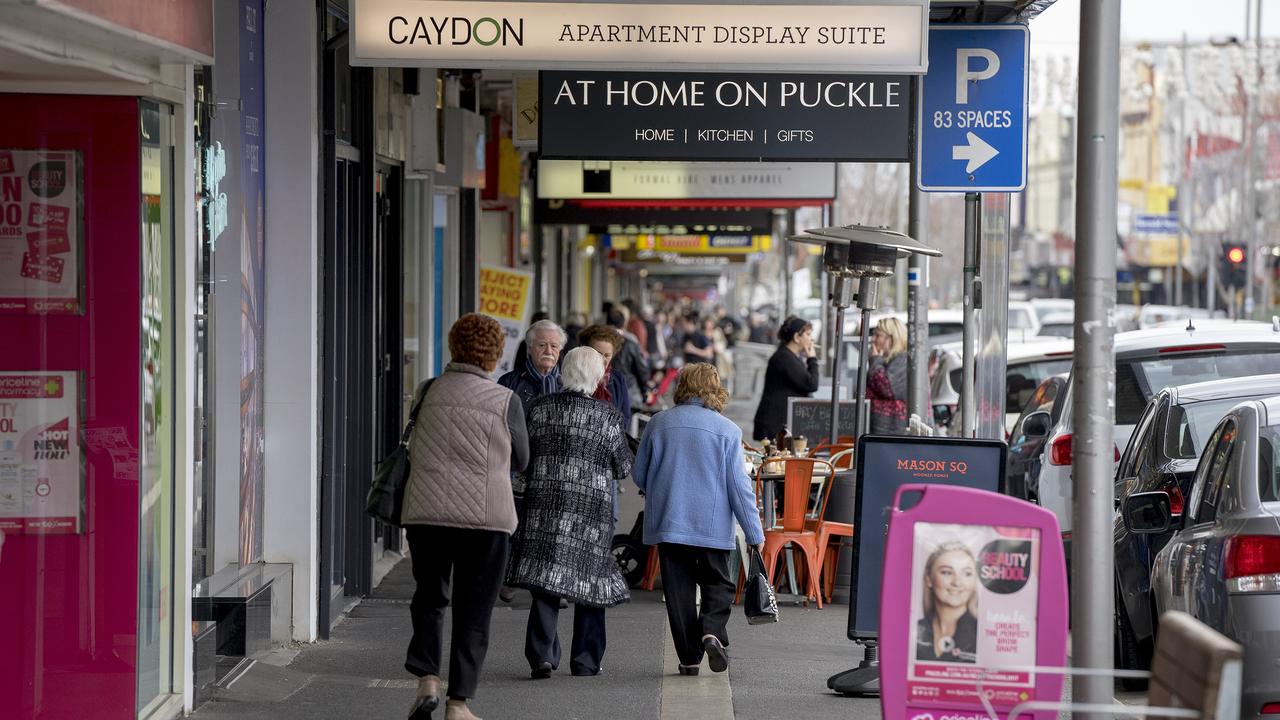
[611,507,648,588]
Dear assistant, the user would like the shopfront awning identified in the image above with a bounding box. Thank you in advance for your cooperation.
[0,0,213,88]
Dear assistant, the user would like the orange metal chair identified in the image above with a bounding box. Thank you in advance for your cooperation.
[807,442,855,465]
[808,447,855,602]
[641,546,660,591]
[758,457,834,608]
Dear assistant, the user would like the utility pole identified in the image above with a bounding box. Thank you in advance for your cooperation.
[1175,35,1187,308]
[1246,0,1263,317]
[907,76,931,424]
[1073,1,1120,717]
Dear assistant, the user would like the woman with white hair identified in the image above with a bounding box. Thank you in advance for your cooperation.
[506,346,634,679]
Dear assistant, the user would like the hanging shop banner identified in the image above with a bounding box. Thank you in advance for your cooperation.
[0,372,83,534]
[879,484,1068,720]
[625,234,772,254]
[514,72,540,147]
[537,160,836,200]
[0,150,82,315]
[350,0,928,73]
[479,266,534,376]
[539,71,910,161]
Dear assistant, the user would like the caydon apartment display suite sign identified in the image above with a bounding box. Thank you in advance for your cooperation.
[540,71,910,161]
[349,0,928,73]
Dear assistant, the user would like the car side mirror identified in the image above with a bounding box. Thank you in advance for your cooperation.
[1021,411,1051,440]
[1123,491,1172,534]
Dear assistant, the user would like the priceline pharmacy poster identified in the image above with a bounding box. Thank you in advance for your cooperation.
[907,522,1040,707]
[0,372,82,534]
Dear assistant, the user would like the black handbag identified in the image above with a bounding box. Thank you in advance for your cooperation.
[743,546,779,625]
[366,379,433,527]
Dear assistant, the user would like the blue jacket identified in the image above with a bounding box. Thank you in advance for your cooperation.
[632,400,765,550]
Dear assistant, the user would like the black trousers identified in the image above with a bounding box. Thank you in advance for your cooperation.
[404,525,510,699]
[525,591,607,675]
[657,543,735,666]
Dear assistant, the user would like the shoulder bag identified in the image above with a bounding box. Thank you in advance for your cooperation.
[365,379,433,527]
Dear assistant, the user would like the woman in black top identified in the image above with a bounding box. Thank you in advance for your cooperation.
[752,316,820,442]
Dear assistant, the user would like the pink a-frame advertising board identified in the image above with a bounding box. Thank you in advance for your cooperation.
[879,484,1068,720]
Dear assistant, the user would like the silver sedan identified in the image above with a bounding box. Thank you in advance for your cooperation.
[1124,394,1280,718]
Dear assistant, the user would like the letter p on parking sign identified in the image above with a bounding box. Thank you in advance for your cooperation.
[918,25,1028,192]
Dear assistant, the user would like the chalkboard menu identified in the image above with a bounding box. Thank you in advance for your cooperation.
[786,398,868,444]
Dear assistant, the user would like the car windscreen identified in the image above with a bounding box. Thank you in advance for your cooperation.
[1164,398,1249,460]
[1005,359,1073,415]
[929,323,964,337]
[1122,351,1280,425]
[1260,428,1280,504]
[1038,323,1073,338]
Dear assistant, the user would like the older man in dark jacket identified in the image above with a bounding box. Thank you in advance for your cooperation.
[499,319,566,415]
[497,319,567,605]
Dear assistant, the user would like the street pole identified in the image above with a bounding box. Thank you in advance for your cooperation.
[1073,0,1120,716]
[1175,34,1187,308]
[961,192,979,437]
[1247,0,1263,317]
[908,76,932,424]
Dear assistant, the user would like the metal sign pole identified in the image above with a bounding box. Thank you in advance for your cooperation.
[907,75,931,423]
[961,192,980,437]
[1073,0,1121,716]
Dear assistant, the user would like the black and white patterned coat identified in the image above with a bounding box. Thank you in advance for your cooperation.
[506,391,634,607]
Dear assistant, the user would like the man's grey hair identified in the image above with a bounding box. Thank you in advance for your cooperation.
[526,319,567,347]
[561,346,605,394]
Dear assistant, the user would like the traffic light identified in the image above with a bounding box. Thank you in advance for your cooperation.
[1221,243,1247,288]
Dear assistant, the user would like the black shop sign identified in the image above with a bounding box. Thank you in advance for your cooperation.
[539,71,910,162]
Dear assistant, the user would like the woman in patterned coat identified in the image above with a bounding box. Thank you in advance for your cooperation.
[506,346,634,679]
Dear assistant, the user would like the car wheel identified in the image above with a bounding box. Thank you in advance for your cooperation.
[611,535,646,588]
[1114,588,1150,691]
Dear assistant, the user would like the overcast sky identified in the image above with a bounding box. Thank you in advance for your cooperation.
[1032,0,1280,51]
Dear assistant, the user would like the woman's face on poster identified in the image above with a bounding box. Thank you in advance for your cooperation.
[928,549,977,609]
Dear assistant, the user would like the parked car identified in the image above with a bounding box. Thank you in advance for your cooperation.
[1127,394,1280,717]
[1137,304,1211,330]
[929,339,1073,434]
[1112,374,1280,683]
[1037,311,1074,338]
[1030,297,1074,323]
[1031,324,1280,564]
[1008,300,1041,336]
[1007,373,1069,501]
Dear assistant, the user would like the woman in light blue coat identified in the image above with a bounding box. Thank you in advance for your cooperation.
[633,362,765,677]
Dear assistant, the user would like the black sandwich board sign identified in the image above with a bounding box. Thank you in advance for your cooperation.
[849,435,1007,640]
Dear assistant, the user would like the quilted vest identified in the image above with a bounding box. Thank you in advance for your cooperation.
[402,363,518,534]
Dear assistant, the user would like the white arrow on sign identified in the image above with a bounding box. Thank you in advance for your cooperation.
[952,132,999,173]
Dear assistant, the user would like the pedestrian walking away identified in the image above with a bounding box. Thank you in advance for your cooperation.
[401,313,530,720]
[752,316,821,442]
[868,316,909,435]
[506,346,635,679]
[633,363,766,676]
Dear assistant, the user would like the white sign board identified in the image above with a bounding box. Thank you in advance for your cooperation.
[537,160,836,199]
[0,372,82,534]
[350,0,928,73]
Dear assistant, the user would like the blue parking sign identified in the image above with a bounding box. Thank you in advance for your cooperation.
[917,25,1029,192]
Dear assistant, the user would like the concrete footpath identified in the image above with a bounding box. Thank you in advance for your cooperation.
[192,556,880,720]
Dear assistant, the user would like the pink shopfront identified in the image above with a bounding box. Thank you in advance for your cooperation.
[0,3,212,719]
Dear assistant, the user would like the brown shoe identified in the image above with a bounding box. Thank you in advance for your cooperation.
[445,699,482,720]
[408,675,441,718]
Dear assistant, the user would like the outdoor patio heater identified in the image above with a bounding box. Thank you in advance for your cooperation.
[790,225,942,446]
[789,224,942,697]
